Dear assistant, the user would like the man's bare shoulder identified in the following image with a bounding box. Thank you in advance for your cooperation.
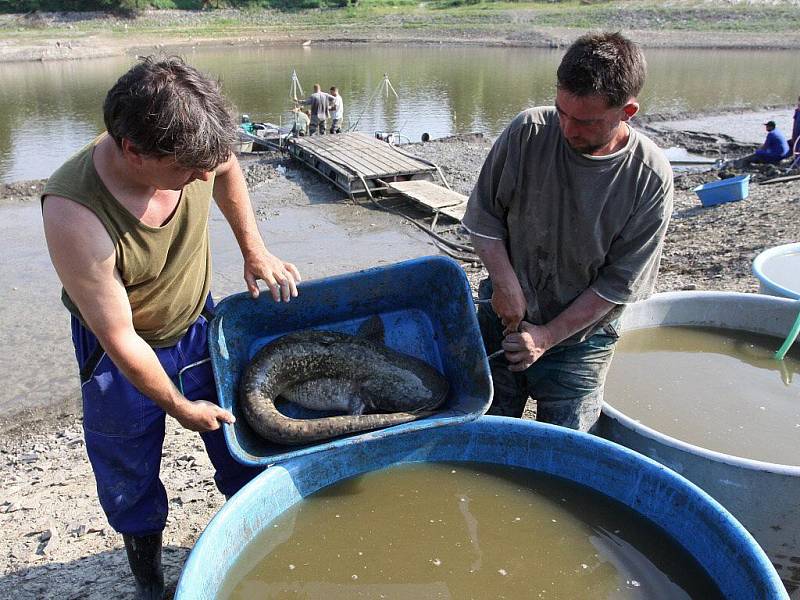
[42,194,114,261]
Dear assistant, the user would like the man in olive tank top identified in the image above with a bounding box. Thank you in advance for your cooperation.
[464,33,673,432]
[41,57,301,599]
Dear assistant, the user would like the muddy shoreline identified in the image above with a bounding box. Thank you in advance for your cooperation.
[3,6,800,65]
[1,118,798,598]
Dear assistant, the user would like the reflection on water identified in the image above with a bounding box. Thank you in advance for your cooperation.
[2,46,800,182]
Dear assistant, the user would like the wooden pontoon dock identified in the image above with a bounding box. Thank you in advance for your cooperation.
[286,132,444,200]
[284,132,473,260]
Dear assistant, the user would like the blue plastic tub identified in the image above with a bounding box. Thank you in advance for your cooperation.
[752,242,800,299]
[175,417,788,600]
[693,174,750,207]
[209,255,492,466]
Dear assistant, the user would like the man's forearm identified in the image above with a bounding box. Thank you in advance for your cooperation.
[544,288,616,346]
[101,330,188,417]
[470,235,517,290]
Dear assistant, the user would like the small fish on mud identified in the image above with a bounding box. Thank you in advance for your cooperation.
[239,324,449,445]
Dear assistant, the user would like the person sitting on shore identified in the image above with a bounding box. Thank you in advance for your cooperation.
[740,120,791,167]
[791,96,800,156]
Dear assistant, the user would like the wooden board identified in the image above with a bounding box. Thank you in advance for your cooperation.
[758,174,800,186]
[386,180,467,209]
[290,133,437,180]
[439,202,468,222]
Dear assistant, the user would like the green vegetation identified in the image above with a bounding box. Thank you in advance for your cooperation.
[0,0,354,12]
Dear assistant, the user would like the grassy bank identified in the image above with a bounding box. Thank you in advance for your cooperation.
[2,0,800,40]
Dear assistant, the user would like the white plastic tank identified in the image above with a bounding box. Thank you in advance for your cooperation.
[753,242,800,300]
[598,291,800,596]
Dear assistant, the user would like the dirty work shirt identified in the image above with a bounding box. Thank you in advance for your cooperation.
[463,107,673,344]
[304,91,334,121]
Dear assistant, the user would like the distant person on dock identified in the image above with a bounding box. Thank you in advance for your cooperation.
[464,32,673,432]
[296,83,334,135]
[737,120,791,167]
[292,107,310,136]
[41,56,301,599]
[329,86,344,134]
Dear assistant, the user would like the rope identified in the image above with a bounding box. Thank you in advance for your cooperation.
[349,74,400,133]
[366,195,477,256]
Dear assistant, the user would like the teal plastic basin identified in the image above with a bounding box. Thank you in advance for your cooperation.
[175,417,787,600]
[693,174,750,207]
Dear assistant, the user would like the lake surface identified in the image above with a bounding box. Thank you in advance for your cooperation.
[220,462,722,599]
[2,45,800,182]
[605,326,800,465]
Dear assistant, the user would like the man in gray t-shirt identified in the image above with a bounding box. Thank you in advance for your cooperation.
[463,32,673,431]
[298,83,334,135]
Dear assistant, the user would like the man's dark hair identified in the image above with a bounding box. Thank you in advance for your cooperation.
[556,32,646,108]
[103,56,236,171]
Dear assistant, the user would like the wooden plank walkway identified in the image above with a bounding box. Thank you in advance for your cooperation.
[386,180,468,222]
[386,180,465,209]
[439,201,468,222]
[286,132,438,197]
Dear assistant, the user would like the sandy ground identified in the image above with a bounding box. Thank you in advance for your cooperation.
[1,114,799,597]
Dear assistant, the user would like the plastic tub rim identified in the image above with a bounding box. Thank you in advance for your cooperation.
[176,417,786,599]
[604,289,800,475]
[752,241,800,300]
[602,402,800,475]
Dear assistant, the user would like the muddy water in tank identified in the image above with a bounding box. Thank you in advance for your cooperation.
[219,462,722,599]
[761,251,800,294]
[605,326,800,465]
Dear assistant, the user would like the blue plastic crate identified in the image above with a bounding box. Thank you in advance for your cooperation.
[209,256,493,466]
[693,174,750,207]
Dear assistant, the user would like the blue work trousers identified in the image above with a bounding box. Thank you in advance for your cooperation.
[477,279,617,432]
[71,297,263,536]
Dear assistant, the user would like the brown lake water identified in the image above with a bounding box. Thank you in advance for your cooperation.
[605,326,800,465]
[2,46,800,182]
[219,462,722,600]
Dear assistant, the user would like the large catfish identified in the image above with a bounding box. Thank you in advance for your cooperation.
[239,321,449,445]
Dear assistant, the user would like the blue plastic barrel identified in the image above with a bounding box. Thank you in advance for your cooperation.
[175,417,787,599]
[753,242,800,299]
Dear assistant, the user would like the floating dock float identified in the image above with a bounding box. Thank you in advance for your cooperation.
[286,132,442,199]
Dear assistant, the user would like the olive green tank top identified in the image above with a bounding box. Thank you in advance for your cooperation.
[43,136,213,348]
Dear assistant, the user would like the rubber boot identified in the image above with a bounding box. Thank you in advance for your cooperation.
[122,533,165,600]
